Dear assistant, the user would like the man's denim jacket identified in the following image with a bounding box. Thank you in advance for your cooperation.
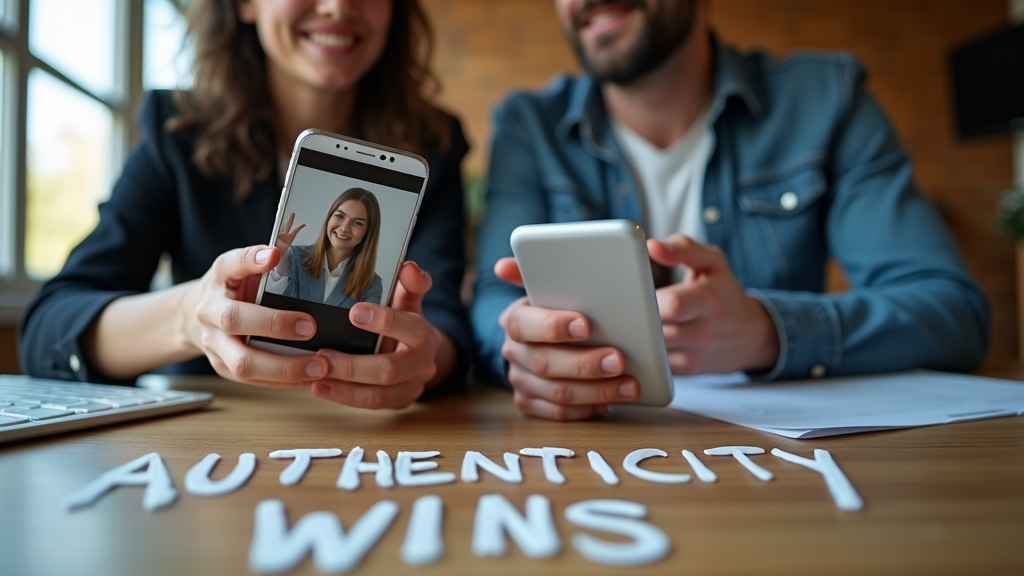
[471,37,990,385]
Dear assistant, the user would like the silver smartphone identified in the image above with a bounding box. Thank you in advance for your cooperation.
[509,220,674,407]
[250,130,429,356]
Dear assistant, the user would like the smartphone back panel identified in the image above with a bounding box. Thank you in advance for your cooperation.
[510,220,675,407]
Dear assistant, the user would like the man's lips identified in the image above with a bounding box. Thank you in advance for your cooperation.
[574,0,643,34]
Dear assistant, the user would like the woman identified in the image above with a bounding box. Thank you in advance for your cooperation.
[269,188,384,306]
[19,0,471,408]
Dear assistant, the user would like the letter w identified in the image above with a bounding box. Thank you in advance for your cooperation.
[248,499,399,573]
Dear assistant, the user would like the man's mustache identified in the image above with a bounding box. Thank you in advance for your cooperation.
[571,0,647,31]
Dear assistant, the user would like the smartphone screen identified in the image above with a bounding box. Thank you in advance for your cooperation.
[251,133,427,355]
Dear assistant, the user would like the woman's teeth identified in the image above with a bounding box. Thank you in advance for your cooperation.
[308,33,355,49]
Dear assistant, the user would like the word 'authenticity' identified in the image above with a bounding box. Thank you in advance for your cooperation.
[65,446,862,573]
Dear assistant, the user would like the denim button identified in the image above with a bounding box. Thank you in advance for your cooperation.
[702,206,721,224]
[69,354,81,373]
[780,191,799,211]
[810,364,826,378]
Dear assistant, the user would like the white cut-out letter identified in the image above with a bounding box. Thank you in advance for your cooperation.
[65,452,177,511]
[771,448,864,511]
[185,453,256,497]
[269,448,342,486]
[519,447,575,484]
[587,451,620,485]
[622,449,690,484]
[472,494,560,558]
[681,450,717,483]
[703,446,773,481]
[565,499,671,566]
[337,447,394,490]
[248,499,399,573]
[460,451,522,483]
[395,451,456,487]
[401,495,444,565]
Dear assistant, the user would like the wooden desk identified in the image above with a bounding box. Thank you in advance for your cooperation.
[2,370,1024,576]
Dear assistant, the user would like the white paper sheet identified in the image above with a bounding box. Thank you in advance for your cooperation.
[669,370,1024,438]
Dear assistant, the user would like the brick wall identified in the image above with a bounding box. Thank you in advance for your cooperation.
[424,0,1018,363]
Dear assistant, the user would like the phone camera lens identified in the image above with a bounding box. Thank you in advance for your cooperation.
[344,146,348,150]
[380,155,386,161]
[390,157,395,163]
[336,144,340,148]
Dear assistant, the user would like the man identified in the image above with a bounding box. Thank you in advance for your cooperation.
[471,0,990,421]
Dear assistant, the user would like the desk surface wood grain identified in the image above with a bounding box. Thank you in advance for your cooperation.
[2,367,1024,576]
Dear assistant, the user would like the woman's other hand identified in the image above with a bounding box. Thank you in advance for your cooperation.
[309,261,457,409]
[186,245,329,387]
[273,213,305,274]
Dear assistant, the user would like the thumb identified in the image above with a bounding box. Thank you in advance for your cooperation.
[391,261,431,315]
[213,245,279,281]
[647,234,725,273]
[494,257,523,287]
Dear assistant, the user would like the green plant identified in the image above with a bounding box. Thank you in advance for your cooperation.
[998,186,1024,241]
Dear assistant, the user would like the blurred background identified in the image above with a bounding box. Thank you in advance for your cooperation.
[0,0,1020,373]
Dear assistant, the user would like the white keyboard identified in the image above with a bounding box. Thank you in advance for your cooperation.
[0,375,212,444]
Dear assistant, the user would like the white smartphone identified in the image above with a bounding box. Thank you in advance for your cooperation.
[509,219,675,407]
[250,130,429,356]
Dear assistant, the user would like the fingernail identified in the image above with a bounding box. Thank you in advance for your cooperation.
[568,319,586,338]
[601,353,621,374]
[306,361,326,378]
[352,307,373,324]
[619,382,637,399]
[255,249,272,264]
[296,319,313,336]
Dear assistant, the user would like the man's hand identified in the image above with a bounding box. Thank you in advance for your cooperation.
[648,234,780,374]
[494,257,639,421]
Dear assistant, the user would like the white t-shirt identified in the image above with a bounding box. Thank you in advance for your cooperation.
[611,109,714,281]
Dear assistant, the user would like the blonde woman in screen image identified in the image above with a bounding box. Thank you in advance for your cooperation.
[268,188,384,307]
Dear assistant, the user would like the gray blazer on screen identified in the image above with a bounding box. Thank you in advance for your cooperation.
[278,244,383,307]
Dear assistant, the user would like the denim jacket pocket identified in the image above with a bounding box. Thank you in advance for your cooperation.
[736,165,827,217]
[734,164,829,289]
[543,176,593,221]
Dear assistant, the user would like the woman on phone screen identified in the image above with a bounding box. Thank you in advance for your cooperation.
[268,188,384,307]
[19,0,471,408]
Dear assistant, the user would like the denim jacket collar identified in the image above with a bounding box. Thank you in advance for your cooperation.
[555,33,767,146]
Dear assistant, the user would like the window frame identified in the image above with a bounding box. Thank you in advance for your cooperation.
[0,0,145,325]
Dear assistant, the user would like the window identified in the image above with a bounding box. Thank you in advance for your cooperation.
[144,0,192,90]
[0,0,190,322]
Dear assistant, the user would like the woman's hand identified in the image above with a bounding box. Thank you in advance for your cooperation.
[184,245,330,387]
[308,261,457,410]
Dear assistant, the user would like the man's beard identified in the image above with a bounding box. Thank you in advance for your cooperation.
[567,0,696,86]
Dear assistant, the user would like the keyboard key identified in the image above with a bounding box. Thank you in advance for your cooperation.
[67,403,114,414]
[95,398,147,408]
[0,407,76,420]
[0,415,29,426]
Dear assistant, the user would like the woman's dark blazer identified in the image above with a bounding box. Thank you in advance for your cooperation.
[19,90,472,396]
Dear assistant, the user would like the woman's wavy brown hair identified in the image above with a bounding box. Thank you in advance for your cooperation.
[304,188,381,301]
[169,0,448,198]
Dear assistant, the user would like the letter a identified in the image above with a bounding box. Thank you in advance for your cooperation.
[65,452,177,511]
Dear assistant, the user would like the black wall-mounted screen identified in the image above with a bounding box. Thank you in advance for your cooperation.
[950,22,1024,139]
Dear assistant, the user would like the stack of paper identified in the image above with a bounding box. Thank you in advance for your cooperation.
[669,370,1024,438]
